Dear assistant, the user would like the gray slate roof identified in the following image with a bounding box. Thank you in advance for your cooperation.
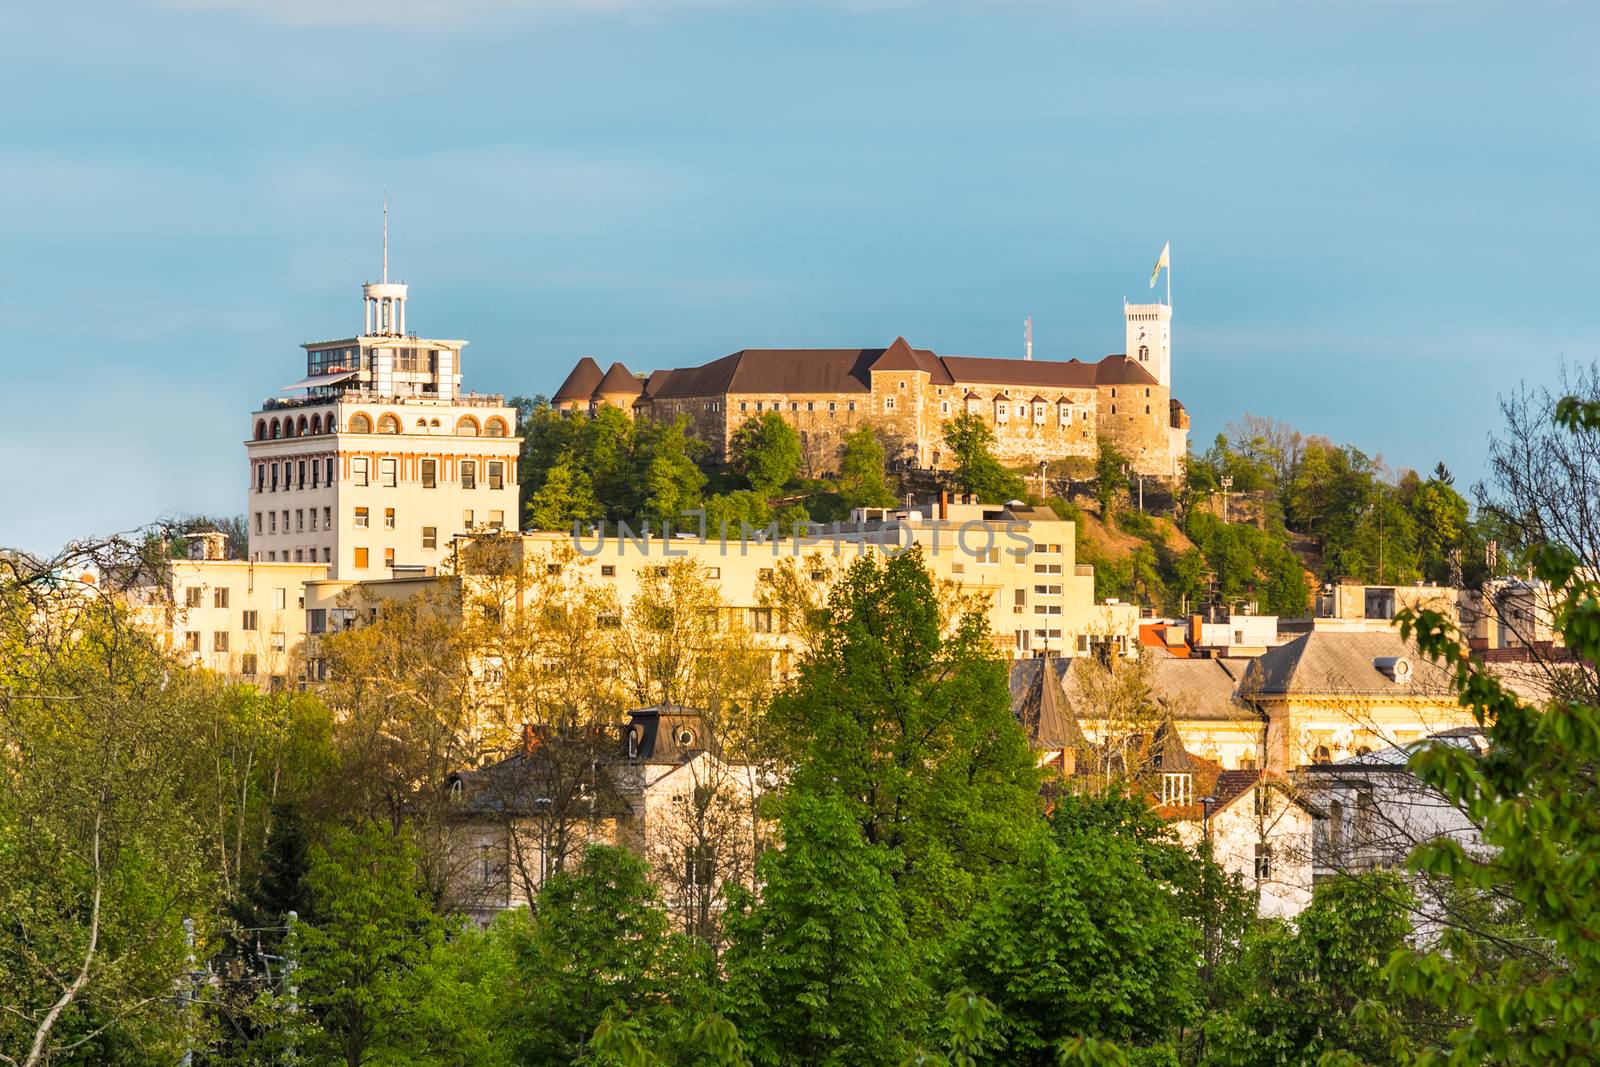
[1244,630,1455,699]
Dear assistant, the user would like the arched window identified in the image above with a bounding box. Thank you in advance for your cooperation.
[297,416,309,436]
[484,417,509,438]
[254,419,266,440]
[1312,745,1332,765]
[310,414,322,434]
[270,418,281,439]
[378,413,401,434]
[349,413,373,434]
[325,410,337,433]
[1145,405,1151,415]
[1139,344,1149,361]
[455,416,480,437]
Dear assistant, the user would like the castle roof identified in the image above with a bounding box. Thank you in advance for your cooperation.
[552,356,603,402]
[557,341,1165,401]
[593,361,644,397]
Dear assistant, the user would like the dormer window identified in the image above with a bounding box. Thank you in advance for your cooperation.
[1160,772,1192,806]
[676,726,696,749]
[627,729,640,759]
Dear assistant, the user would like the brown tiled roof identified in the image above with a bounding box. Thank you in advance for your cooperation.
[552,356,603,402]
[870,337,955,384]
[1211,769,1260,811]
[1093,354,1160,386]
[642,368,676,397]
[943,355,1102,389]
[594,361,644,397]
[650,348,879,398]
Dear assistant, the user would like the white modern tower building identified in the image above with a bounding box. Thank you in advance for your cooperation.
[246,248,520,579]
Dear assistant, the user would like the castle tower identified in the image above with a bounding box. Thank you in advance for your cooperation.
[1124,300,1172,388]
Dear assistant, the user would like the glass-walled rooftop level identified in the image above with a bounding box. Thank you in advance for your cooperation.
[305,344,457,377]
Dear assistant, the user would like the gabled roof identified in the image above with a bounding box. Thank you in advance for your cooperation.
[648,348,880,398]
[869,337,956,384]
[593,361,644,397]
[642,368,677,397]
[1245,631,1453,699]
[552,356,604,402]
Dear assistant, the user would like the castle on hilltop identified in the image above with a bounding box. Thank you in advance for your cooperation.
[552,300,1190,478]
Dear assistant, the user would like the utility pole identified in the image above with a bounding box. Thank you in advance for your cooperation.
[285,911,300,1066]
[1220,474,1233,523]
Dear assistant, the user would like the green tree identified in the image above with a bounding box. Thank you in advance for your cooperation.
[1095,437,1129,520]
[954,828,1196,1063]
[509,845,706,1065]
[633,416,707,531]
[525,457,602,531]
[1200,874,1423,1067]
[293,822,463,1067]
[941,414,1028,503]
[768,549,1040,938]
[730,413,803,497]
[722,791,922,1067]
[1387,468,1600,1065]
[837,427,895,510]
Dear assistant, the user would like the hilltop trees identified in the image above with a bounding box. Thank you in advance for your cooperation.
[942,413,1029,503]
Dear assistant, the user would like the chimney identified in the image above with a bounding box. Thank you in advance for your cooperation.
[938,489,949,521]
[1189,613,1202,648]
[521,723,536,755]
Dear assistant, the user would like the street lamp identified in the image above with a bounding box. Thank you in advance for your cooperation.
[1219,475,1233,523]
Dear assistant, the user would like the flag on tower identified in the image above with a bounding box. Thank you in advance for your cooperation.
[1149,242,1170,288]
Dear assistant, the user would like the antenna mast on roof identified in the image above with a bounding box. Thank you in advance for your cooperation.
[381,195,389,284]
[1024,316,1033,361]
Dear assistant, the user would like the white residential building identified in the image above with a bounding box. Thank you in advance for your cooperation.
[245,246,520,578]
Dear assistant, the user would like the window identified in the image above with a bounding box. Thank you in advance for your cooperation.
[1111,404,1117,415]
[421,458,437,488]
[352,457,369,486]
[242,610,258,631]
[384,548,395,567]
[463,510,474,528]
[349,413,371,433]
[488,510,504,530]
[240,654,257,677]
[324,458,334,485]
[184,631,201,652]
[488,461,504,489]
[848,401,856,412]
[941,401,950,414]
[384,507,396,529]
[355,507,369,529]
[422,527,437,549]
[706,566,720,579]
[790,401,798,411]
[1033,604,1062,616]
[272,588,286,609]
[1034,563,1062,575]
[1014,588,1026,609]
[601,564,616,577]
[308,609,326,634]
[378,413,401,434]
[294,549,303,562]
[828,401,836,414]
[461,461,477,489]
[296,509,304,532]
[213,588,229,608]
[270,463,279,491]
[323,506,331,528]
[354,547,369,569]
[256,465,265,493]
[883,397,896,411]
[1254,842,1272,880]
[311,461,319,488]
[255,511,263,534]
[748,608,774,633]
[1312,745,1332,765]
[977,547,1000,565]
[686,844,715,888]
[1059,404,1071,423]
[323,547,331,562]
[380,458,396,487]
[1034,584,1062,596]
[1139,344,1149,361]
[186,587,203,608]
[1033,403,1046,424]
[1161,773,1192,807]
[281,510,289,534]
[297,460,307,488]
[740,401,748,412]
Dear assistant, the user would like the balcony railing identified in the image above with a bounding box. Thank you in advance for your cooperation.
[262,389,508,412]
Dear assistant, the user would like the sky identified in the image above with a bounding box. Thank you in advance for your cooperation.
[2,0,1597,553]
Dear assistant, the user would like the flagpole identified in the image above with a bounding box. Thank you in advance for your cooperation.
[1167,243,1172,310]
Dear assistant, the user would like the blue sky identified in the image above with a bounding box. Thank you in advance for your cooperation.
[2,0,1596,552]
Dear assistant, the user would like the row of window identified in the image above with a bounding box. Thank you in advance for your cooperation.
[255,412,510,440]
[255,457,511,493]
[262,547,332,563]
[257,507,332,535]
[183,589,289,612]
[182,632,285,658]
